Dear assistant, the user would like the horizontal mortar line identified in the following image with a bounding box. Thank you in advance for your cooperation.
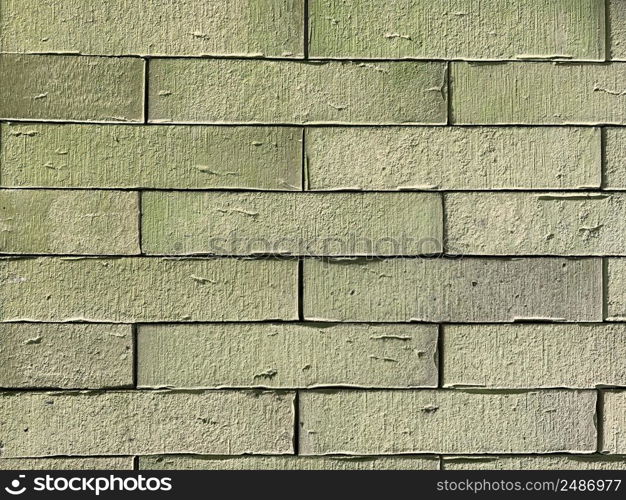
[130,452,626,459]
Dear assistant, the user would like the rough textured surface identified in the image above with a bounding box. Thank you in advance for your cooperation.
[310,0,605,61]
[443,324,626,388]
[306,127,601,191]
[0,124,302,190]
[0,391,294,457]
[142,192,443,256]
[444,456,626,470]
[604,128,626,189]
[0,0,303,57]
[603,391,626,453]
[451,62,626,125]
[0,457,134,470]
[0,55,143,122]
[299,390,596,454]
[0,324,132,389]
[0,258,297,322]
[137,323,438,388]
[610,0,626,60]
[604,259,626,320]
[148,59,447,124]
[304,258,602,322]
[446,192,626,255]
[0,190,139,254]
[140,455,439,470]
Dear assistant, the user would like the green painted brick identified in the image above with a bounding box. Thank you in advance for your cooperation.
[299,390,596,454]
[0,55,143,122]
[444,456,626,470]
[0,390,294,457]
[0,124,302,190]
[0,0,303,57]
[137,323,437,389]
[604,128,626,189]
[306,127,600,190]
[603,391,626,453]
[610,0,626,60]
[0,457,134,470]
[443,324,626,389]
[603,259,626,320]
[0,190,139,254]
[0,257,297,322]
[139,455,439,470]
[451,62,626,124]
[304,258,601,322]
[142,192,442,256]
[0,324,132,389]
[148,59,447,124]
[447,192,626,255]
[310,0,605,61]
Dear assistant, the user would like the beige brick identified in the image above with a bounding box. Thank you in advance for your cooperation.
[0,0,303,57]
[142,192,442,256]
[603,391,626,453]
[447,192,626,255]
[140,455,439,470]
[306,127,601,191]
[0,324,132,389]
[0,124,302,190]
[604,128,626,189]
[310,0,605,61]
[443,324,626,389]
[0,258,297,322]
[0,457,133,470]
[137,323,437,389]
[610,0,626,60]
[0,55,143,122]
[0,190,139,255]
[604,259,626,320]
[451,62,626,125]
[300,390,596,454]
[148,60,447,124]
[304,258,601,322]
[444,456,626,470]
[0,391,294,457]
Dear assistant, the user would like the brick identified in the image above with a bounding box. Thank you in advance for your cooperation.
[604,259,626,320]
[0,55,143,122]
[0,391,294,457]
[604,128,626,189]
[0,324,132,389]
[0,0,303,57]
[610,0,626,60]
[304,258,601,322]
[139,455,438,470]
[306,127,601,191]
[299,390,596,454]
[446,192,626,255]
[310,0,605,61]
[444,456,626,470]
[0,124,302,190]
[137,323,437,389]
[443,324,626,389]
[0,258,297,322]
[148,60,447,124]
[0,190,139,255]
[142,192,443,256]
[603,391,626,453]
[0,458,133,470]
[451,62,626,125]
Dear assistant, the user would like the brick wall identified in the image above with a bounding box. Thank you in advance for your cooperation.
[0,0,625,470]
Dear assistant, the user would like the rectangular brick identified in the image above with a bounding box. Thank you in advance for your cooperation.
[444,456,626,470]
[443,324,626,388]
[604,259,626,320]
[0,55,143,122]
[446,192,626,255]
[604,128,626,189]
[0,391,294,457]
[451,62,626,125]
[139,455,438,470]
[304,258,601,322]
[602,391,626,453]
[0,324,132,389]
[306,127,600,190]
[0,124,302,190]
[142,192,442,256]
[148,60,447,124]
[137,323,437,389]
[0,190,139,255]
[0,458,134,470]
[610,0,626,60]
[0,258,297,322]
[310,0,605,61]
[299,390,596,454]
[0,0,303,57]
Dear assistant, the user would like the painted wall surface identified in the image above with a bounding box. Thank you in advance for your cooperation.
[0,0,625,470]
